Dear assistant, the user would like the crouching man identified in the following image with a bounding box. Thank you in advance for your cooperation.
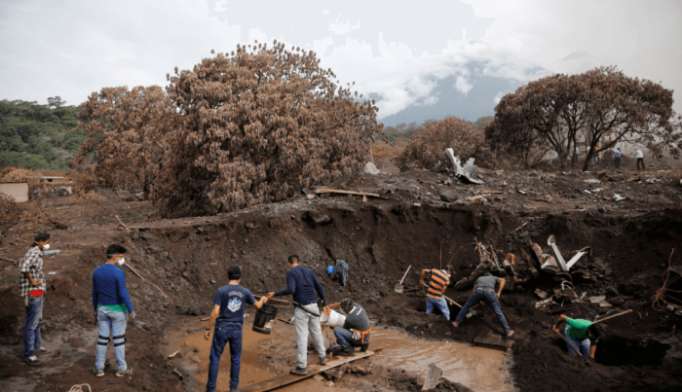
[553,314,600,360]
[327,298,370,356]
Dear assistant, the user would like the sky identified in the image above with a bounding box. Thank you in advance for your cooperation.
[1,0,681,119]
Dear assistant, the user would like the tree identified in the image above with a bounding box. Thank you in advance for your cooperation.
[398,116,484,171]
[74,86,174,196]
[153,41,381,216]
[487,67,674,170]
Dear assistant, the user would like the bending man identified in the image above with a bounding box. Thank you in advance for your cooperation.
[452,272,514,338]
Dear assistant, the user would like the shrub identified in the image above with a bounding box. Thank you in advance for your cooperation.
[398,117,484,171]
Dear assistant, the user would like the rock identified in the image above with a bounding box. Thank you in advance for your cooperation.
[534,289,549,299]
[588,295,606,304]
[439,189,458,202]
[364,162,380,175]
[302,211,333,225]
[584,178,601,184]
[613,193,625,202]
[422,363,443,391]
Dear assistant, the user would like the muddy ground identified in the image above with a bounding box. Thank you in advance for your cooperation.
[1,167,681,391]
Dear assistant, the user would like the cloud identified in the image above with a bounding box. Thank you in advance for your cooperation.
[454,75,473,95]
[0,0,679,118]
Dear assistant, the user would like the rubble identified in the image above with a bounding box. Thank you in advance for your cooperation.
[444,148,484,185]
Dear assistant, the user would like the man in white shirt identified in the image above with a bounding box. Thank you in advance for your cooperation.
[635,149,645,171]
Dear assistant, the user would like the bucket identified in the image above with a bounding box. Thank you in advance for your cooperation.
[320,308,346,328]
[252,303,278,334]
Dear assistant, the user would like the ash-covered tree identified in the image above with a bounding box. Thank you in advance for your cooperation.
[153,41,381,216]
[74,86,174,196]
[487,67,674,170]
[398,116,484,171]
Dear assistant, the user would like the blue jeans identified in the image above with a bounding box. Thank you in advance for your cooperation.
[564,325,591,358]
[425,297,450,320]
[206,322,243,392]
[23,296,43,358]
[334,327,354,349]
[95,307,128,371]
[455,288,511,334]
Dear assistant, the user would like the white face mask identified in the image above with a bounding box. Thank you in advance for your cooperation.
[117,257,126,266]
[42,243,50,250]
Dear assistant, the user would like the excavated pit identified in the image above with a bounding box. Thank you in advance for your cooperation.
[131,200,682,392]
[1,191,681,392]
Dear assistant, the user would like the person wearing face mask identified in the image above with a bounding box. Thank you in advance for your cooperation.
[91,244,135,377]
[19,231,51,365]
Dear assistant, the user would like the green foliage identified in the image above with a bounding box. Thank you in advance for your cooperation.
[0,99,84,170]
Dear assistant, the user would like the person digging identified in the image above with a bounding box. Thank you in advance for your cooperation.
[552,314,601,360]
[326,298,370,356]
[419,265,453,321]
[452,272,514,338]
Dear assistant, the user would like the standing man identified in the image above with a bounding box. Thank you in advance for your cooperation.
[92,244,135,377]
[19,231,50,365]
[553,314,599,359]
[327,298,370,356]
[635,148,645,171]
[419,265,452,321]
[205,266,268,392]
[452,272,514,338]
[612,147,623,169]
[270,255,326,375]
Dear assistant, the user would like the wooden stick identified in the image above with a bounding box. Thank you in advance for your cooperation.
[592,309,633,325]
[124,262,145,280]
[255,295,290,305]
[314,187,381,198]
[114,214,131,232]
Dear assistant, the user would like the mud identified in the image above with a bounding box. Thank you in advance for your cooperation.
[1,168,681,391]
[165,315,510,392]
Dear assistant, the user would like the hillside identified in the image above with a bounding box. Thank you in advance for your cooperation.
[0,99,84,170]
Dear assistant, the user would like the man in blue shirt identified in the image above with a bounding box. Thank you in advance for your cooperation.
[91,244,135,377]
[205,265,268,392]
[269,255,326,375]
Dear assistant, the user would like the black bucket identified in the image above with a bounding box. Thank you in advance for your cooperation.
[252,303,278,334]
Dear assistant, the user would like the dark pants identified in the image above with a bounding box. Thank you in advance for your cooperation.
[206,322,243,392]
[23,296,43,358]
[455,288,511,334]
[335,260,349,287]
[614,157,621,169]
[636,158,645,171]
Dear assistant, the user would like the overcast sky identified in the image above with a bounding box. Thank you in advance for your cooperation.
[1,0,681,118]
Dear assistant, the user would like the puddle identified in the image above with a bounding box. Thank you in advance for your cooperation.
[165,314,513,392]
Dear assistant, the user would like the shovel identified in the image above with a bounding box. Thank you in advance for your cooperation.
[394,265,412,294]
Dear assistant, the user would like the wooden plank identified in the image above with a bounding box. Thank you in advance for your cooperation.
[472,331,512,351]
[313,187,381,198]
[241,351,374,392]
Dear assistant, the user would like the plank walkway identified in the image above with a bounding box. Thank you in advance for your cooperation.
[241,351,374,392]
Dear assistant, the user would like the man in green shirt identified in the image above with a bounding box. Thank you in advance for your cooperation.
[553,314,599,359]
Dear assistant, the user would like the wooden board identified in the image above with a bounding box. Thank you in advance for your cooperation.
[241,351,374,392]
[472,331,512,351]
[313,187,381,198]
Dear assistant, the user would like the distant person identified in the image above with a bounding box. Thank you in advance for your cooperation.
[612,147,623,169]
[327,298,370,356]
[419,265,453,321]
[19,231,51,365]
[452,272,514,338]
[326,259,349,287]
[553,314,601,359]
[92,244,134,377]
[205,265,268,392]
[269,255,326,375]
[635,149,645,171]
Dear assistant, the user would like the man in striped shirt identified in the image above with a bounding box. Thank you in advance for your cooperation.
[419,265,453,321]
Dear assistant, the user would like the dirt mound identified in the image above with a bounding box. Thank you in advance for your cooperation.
[0,167,41,183]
